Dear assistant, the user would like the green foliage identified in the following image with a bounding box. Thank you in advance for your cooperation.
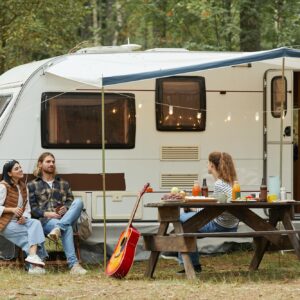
[0,0,88,74]
[2,0,300,74]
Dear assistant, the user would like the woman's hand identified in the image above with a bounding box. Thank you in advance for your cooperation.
[13,207,24,217]
[17,216,26,224]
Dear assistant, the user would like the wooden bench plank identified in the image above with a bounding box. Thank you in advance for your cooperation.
[173,230,300,238]
[143,235,197,252]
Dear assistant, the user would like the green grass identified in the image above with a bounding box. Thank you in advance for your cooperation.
[1,250,300,299]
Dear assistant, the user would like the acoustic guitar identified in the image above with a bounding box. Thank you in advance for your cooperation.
[105,183,150,278]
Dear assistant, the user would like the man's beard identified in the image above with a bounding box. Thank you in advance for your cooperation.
[43,167,55,175]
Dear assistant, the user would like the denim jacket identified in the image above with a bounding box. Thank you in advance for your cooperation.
[27,176,74,221]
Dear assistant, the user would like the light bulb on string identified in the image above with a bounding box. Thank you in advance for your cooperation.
[197,112,201,119]
[255,112,259,121]
[225,112,231,122]
[169,105,173,115]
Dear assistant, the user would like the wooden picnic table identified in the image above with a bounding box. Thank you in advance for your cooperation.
[143,200,300,279]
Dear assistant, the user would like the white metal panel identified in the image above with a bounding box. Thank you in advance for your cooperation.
[91,192,142,220]
[266,70,293,195]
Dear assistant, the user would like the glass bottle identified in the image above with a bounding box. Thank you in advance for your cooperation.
[232,180,241,200]
[201,178,208,197]
[259,178,267,202]
[192,180,201,196]
[280,186,286,200]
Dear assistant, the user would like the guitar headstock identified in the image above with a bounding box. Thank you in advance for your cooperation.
[139,182,150,197]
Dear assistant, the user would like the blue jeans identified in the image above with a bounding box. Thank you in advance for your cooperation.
[178,211,238,266]
[42,198,83,268]
[2,218,48,260]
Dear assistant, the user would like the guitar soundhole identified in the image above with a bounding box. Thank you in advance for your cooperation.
[114,237,127,258]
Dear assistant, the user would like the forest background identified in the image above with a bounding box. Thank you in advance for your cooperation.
[1,0,300,75]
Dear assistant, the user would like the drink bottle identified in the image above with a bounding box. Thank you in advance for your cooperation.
[280,186,286,200]
[259,178,267,202]
[232,180,241,200]
[192,180,201,196]
[201,178,208,197]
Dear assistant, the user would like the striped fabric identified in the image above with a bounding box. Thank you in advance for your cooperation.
[213,179,239,228]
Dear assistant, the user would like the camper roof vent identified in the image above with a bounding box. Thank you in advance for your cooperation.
[76,44,141,54]
[160,174,199,189]
[146,48,189,52]
[161,146,199,161]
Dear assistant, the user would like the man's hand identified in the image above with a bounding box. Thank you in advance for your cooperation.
[56,206,67,216]
[44,211,61,219]
[17,216,26,224]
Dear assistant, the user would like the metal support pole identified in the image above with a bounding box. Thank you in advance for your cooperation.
[279,58,285,187]
[101,84,107,269]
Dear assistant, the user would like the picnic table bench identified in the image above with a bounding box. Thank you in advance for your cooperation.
[142,201,300,279]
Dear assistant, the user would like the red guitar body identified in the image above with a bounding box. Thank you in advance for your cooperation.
[105,183,149,279]
[105,226,140,278]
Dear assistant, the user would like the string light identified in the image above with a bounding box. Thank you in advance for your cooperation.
[197,112,201,119]
[227,112,231,122]
[169,105,173,115]
[138,103,142,109]
[255,112,259,121]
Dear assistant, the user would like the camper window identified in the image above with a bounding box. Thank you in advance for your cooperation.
[41,92,135,149]
[271,76,287,118]
[0,95,12,118]
[155,76,206,131]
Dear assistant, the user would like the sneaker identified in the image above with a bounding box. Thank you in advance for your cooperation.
[28,266,46,275]
[25,254,45,266]
[70,263,87,275]
[176,264,202,274]
[47,227,61,242]
[161,252,179,262]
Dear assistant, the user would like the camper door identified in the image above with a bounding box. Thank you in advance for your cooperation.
[266,70,293,198]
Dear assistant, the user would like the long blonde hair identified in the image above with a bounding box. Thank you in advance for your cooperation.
[208,151,237,185]
[33,152,56,177]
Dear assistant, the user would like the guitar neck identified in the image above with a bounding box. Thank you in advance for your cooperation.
[125,183,150,231]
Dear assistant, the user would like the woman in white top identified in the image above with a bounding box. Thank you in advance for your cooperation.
[177,151,239,274]
[0,160,47,274]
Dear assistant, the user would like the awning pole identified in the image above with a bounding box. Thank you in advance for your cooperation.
[279,57,285,188]
[101,83,107,270]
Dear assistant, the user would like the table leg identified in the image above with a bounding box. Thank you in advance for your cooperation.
[173,222,196,279]
[281,209,300,259]
[250,237,269,270]
[249,208,280,270]
[144,222,169,278]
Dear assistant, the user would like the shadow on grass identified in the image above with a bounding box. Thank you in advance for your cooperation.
[126,250,300,283]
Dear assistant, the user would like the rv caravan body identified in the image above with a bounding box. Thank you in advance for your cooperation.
[0,47,299,244]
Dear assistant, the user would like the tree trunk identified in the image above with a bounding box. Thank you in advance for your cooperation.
[240,0,261,51]
[92,0,100,45]
[112,1,122,46]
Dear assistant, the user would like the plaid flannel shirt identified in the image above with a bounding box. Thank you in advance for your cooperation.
[27,176,74,220]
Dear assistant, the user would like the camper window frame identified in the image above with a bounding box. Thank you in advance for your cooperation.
[0,94,13,118]
[155,76,206,131]
[41,92,136,149]
[271,76,287,118]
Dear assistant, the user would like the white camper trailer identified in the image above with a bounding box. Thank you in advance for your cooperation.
[0,46,300,246]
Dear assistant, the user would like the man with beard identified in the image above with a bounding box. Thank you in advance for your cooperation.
[28,152,87,275]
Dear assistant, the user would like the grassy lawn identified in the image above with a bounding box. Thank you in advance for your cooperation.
[1,250,300,299]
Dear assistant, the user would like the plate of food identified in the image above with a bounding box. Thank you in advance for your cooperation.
[184,196,218,203]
